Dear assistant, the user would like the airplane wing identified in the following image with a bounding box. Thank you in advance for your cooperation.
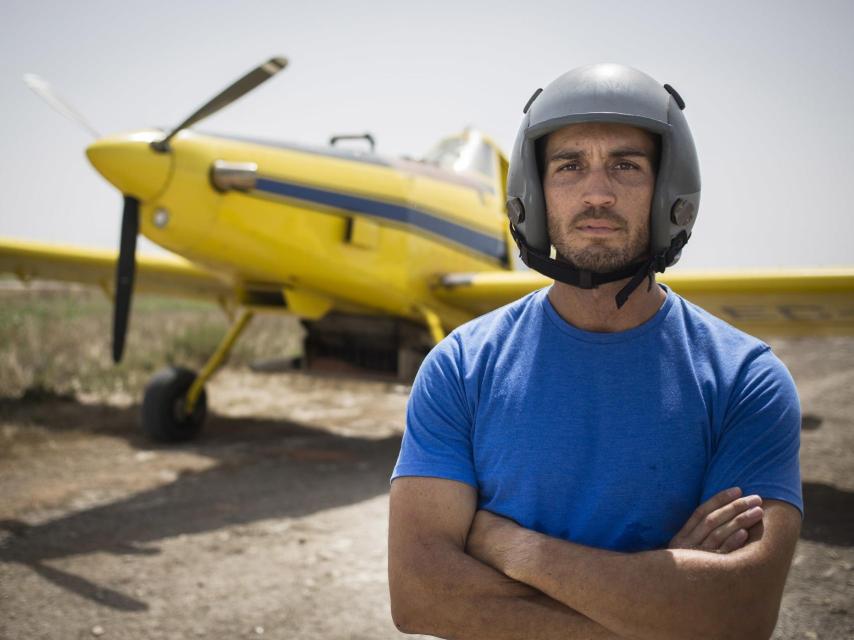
[4,237,853,337]
[0,237,233,301]
[434,268,854,337]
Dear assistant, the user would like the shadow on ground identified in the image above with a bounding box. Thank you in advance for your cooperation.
[0,395,402,611]
[800,482,854,547]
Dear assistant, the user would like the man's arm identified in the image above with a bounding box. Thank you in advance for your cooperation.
[388,476,622,639]
[466,500,801,640]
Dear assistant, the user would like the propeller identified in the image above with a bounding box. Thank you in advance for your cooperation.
[113,196,140,363]
[150,56,287,152]
[26,56,289,362]
[23,74,101,139]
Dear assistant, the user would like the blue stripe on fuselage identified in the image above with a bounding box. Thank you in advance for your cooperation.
[253,177,507,263]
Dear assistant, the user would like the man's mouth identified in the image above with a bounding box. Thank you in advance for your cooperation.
[576,223,622,235]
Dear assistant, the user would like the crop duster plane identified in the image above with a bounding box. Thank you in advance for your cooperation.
[2,56,853,442]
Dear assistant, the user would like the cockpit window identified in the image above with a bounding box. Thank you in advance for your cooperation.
[422,133,496,180]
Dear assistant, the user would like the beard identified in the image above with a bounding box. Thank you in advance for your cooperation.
[547,207,649,273]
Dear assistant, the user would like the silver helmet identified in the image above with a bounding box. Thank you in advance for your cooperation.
[506,63,701,307]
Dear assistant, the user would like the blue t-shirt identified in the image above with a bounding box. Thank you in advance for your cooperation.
[392,286,802,552]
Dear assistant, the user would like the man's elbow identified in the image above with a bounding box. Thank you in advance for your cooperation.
[722,566,787,640]
[706,616,778,640]
[684,592,781,640]
[663,612,777,640]
[389,594,424,635]
[389,551,473,636]
[730,604,780,640]
[388,561,443,635]
[388,583,421,635]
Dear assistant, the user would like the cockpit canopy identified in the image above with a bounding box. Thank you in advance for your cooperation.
[421,130,497,181]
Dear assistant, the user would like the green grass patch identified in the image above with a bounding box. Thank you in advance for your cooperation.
[0,287,303,399]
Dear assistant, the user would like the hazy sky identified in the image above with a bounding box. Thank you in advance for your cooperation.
[2,0,852,270]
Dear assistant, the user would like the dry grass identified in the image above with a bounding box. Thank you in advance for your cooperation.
[0,284,304,399]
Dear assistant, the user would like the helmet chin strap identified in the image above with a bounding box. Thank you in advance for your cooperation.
[509,224,689,309]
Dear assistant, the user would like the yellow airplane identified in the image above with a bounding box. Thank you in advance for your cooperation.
[2,56,853,442]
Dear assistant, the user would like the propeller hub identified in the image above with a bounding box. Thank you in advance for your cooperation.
[86,130,172,201]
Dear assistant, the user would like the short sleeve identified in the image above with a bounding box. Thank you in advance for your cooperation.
[391,333,478,487]
[702,347,803,517]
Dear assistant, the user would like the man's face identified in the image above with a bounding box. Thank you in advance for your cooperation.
[542,122,657,273]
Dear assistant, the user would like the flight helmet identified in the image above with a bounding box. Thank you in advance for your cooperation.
[506,63,701,307]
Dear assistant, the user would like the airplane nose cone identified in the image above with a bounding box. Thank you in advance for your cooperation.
[86,130,172,200]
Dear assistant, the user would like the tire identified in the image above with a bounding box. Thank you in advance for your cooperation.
[141,366,207,443]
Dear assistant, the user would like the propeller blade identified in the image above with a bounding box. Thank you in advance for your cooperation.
[23,73,101,139]
[113,196,140,363]
[151,56,287,152]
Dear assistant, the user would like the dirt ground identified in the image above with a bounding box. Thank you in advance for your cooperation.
[1,334,853,639]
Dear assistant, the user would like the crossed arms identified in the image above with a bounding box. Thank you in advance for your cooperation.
[388,477,801,640]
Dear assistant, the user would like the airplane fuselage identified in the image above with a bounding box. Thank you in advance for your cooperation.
[89,129,514,332]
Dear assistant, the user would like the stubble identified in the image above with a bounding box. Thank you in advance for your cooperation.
[547,207,649,273]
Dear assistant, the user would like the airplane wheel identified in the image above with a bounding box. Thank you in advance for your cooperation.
[141,366,207,443]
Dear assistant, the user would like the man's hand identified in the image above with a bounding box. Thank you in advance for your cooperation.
[668,487,764,553]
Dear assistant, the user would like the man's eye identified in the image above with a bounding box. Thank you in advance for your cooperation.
[614,161,639,170]
[557,162,580,172]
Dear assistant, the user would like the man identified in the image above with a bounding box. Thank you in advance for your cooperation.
[388,64,802,640]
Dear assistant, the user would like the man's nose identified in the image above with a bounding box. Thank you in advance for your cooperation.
[581,168,616,208]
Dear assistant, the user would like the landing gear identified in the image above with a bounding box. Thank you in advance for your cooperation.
[141,366,207,442]
[140,309,254,442]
